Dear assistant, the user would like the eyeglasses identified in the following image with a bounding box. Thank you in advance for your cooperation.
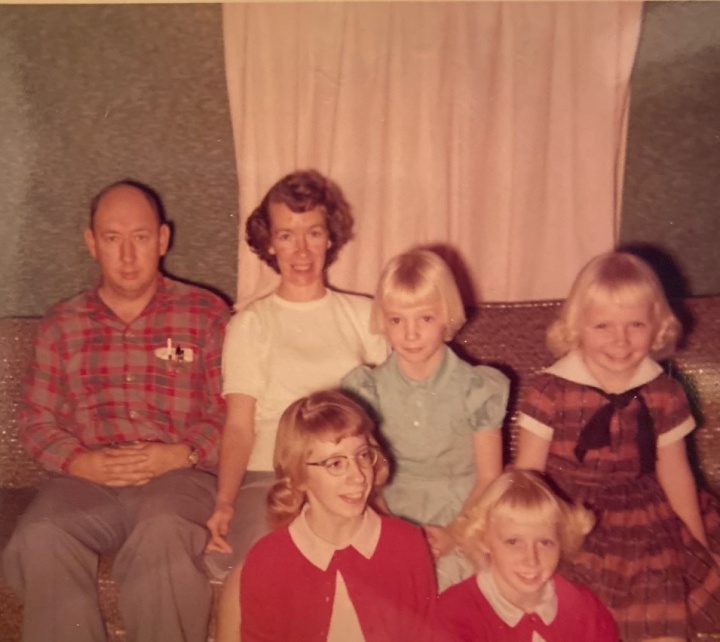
[306,447,379,476]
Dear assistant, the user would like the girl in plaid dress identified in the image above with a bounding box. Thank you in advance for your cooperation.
[515,251,720,642]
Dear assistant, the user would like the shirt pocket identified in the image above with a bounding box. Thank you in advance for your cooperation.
[147,345,200,419]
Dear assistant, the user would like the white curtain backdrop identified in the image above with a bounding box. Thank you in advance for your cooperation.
[222,2,642,309]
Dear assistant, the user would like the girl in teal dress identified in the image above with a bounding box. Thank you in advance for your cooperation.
[342,249,509,589]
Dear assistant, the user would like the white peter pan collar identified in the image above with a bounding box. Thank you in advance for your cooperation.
[545,350,662,392]
[288,505,381,571]
[476,567,558,627]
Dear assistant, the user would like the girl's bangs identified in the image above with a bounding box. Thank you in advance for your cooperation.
[383,282,440,310]
[313,422,366,447]
[587,279,656,312]
[491,495,560,529]
[301,405,370,447]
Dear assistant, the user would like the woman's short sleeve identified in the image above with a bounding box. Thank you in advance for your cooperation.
[221,307,267,398]
[466,366,510,432]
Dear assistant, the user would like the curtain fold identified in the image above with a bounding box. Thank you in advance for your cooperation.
[223,2,642,308]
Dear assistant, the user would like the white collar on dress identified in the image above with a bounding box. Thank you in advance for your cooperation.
[288,505,381,571]
[476,567,558,627]
[544,350,662,392]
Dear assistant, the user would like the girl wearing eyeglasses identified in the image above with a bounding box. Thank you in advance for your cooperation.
[239,390,437,642]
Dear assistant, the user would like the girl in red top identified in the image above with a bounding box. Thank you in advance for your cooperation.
[437,469,618,642]
[240,390,436,642]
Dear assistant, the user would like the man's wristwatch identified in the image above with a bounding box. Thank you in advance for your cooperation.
[187,448,200,467]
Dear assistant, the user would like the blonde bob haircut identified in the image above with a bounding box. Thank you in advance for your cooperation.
[268,389,390,529]
[546,251,681,360]
[371,249,466,342]
[457,470,595,566]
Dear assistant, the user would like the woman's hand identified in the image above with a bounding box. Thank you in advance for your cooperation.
[206,393,257,555]
[424,524,455,560]
[206,502,234,554]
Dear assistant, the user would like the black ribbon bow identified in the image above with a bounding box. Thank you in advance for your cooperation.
[573,386,655,475]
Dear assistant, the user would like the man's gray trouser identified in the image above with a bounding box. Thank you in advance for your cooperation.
[2,469,217,642]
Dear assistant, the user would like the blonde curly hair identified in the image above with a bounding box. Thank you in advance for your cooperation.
[546,251,680,360]
[456,470,595,568]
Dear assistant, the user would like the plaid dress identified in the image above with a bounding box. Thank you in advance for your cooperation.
[518,351,720,640]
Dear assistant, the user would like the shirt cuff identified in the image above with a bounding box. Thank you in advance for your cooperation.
[657,415,695,449]
[516,413,554,441]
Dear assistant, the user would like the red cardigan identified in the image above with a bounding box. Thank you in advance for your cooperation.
[437,574,620,642]
[436,572,619,642]
[240,515,437,642]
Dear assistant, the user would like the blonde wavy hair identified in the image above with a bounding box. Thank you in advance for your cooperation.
[546,251,681,360]
[371,248,466,342]
[268,390,390,529]
[456,470,595,568]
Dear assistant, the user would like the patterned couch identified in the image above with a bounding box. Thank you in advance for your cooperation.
[1,297,719,641]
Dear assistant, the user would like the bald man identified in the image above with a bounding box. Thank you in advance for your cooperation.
[2,180,230,642]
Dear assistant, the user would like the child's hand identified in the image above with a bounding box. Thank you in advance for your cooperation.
[424,524,455,560]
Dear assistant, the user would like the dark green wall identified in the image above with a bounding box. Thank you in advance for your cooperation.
[0,4,238,316]
[619,1,720,297]
[1,3,718,318]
